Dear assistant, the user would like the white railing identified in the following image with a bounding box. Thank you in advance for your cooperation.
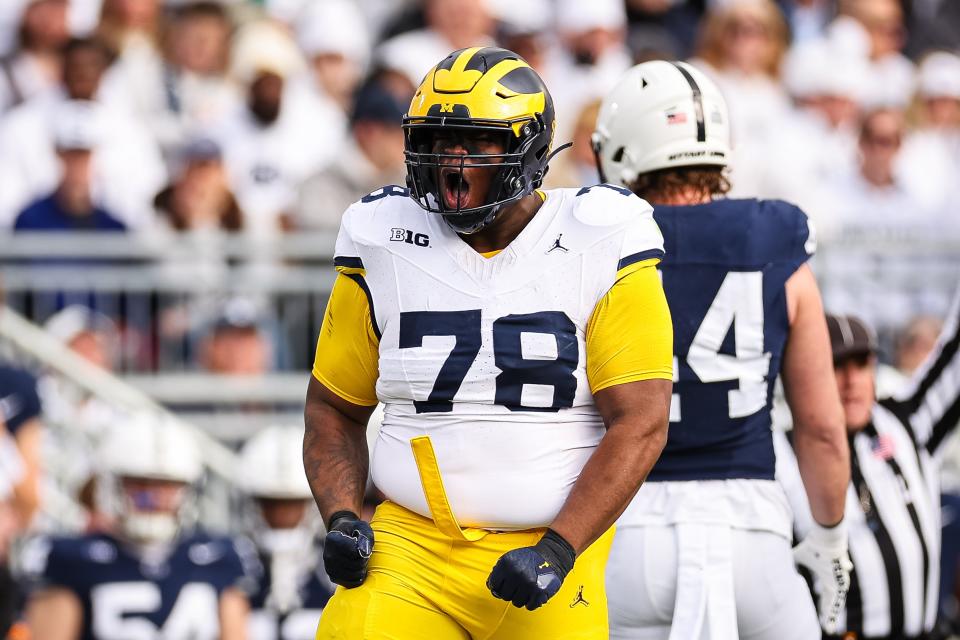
[0,305,244,531]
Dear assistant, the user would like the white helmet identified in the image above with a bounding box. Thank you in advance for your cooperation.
[239,426,318,613]
[592,60,731,186]
[100,413,203,544]
[238,425,311,500]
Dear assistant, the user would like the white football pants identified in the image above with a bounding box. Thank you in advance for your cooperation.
[607,524,820,640]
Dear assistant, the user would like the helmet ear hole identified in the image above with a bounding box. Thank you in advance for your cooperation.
[612,147,626,163]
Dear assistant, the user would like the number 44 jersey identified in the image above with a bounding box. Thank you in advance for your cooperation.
[312,185,673,531]
[647,198,815,484]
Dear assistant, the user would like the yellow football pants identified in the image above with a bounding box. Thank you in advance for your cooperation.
[315,501,614,639]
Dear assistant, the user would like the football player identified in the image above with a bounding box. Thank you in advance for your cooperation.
[23,413,257,639]
[304,47,673,638]
[240,425,334,640]
[592,61,852,639]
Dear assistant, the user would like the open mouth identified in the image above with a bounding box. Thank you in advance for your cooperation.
[441,168,470,210]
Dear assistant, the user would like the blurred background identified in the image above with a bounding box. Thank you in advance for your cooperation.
[0,0,958,632]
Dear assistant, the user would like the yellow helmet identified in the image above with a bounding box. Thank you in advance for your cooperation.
[403,47,556,233]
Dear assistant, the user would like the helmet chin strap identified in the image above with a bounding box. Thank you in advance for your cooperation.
[442,206,500,235]
[590,136,608,184]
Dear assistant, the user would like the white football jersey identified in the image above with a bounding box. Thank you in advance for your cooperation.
[335,184,664,530]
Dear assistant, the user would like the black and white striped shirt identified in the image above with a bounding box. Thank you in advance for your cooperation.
[775,291,960,639]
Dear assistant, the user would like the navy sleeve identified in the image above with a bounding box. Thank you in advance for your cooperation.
[0,365,42,436]
[19,537,84,594]
[758,199,815,273]
[211,536,263,597]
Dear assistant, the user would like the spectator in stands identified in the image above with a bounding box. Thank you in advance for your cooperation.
[895,316,944,377]
[779,0,833,44]
[95,0,162,58]
[622,0,703,60]
[293,79,407,233]
[543,99,602,189]
[297,0,370,117]
[488,0,551,73]
[834,0,915,107]
[0,364,42,534]
[39,306,124,531]
[13,102,125,233]
[101,2,238,167]
[43,305,119,373]
[0,36,166,229]
[692,0,792,195]
[819,108,952,332]
[767,36,868,234]
[376,0,496,88]
[215,21,343,236]
[155,137,242,234]
[899,51,960,217]
[546,0,631,142]
[199,299,273,377]
[0,0,70,113]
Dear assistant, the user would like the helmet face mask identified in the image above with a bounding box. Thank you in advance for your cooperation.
[403,48,555,234]
[106,475,196,546]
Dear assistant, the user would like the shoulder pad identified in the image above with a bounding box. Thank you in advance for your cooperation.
[565,184,665,269]
[569,184,652,227]
[335,185,423,270]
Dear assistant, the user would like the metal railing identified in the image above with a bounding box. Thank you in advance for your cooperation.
[0,305,244,532]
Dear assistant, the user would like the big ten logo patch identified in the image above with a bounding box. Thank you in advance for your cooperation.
[390,228,430,247]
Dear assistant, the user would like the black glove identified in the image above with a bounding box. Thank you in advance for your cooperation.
[322,510,374,588]
[486,529,576,610]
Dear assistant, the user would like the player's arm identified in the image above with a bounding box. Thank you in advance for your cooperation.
[782,264,852,634]
[26,588,82,640]
[551,261,672,553]
[304,272,379,588]
[218,587,249,640]
[487,262,672,611]
[554,377,671,551]
[895,283,960,456]
[782,264,849,526]
[304,377,374,521]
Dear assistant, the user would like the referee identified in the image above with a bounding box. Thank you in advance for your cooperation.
[775,295,960,640]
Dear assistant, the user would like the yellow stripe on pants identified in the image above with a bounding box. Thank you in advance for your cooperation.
[410,435,488,542]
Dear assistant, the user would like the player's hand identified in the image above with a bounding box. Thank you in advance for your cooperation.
[793,520,853,634]
[487,529,576,610]
[323,511,374,588]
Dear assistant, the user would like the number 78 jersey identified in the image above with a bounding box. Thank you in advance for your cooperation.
[317,185,672,531]
[647,198,816,483]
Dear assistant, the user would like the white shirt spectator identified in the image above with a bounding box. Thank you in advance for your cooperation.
[213,80,345,235]
[0,93,166,229]
[99,34,240,168]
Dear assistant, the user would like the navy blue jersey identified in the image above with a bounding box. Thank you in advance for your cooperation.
[649,198,814,481]
[0,364,41,435]
[249,546,334,640]
[25,531,260,640]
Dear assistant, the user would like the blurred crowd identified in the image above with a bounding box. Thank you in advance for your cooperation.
[0,0,955,340]
[0,0,958,635]
[0,0,955,341]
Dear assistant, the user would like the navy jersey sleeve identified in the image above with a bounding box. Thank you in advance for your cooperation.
[755,199,816,274]
[0,365,42,436]
[206,535,263,597]
[19,536,86,594]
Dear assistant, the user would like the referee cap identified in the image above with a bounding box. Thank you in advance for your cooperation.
[826,313,878,362]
